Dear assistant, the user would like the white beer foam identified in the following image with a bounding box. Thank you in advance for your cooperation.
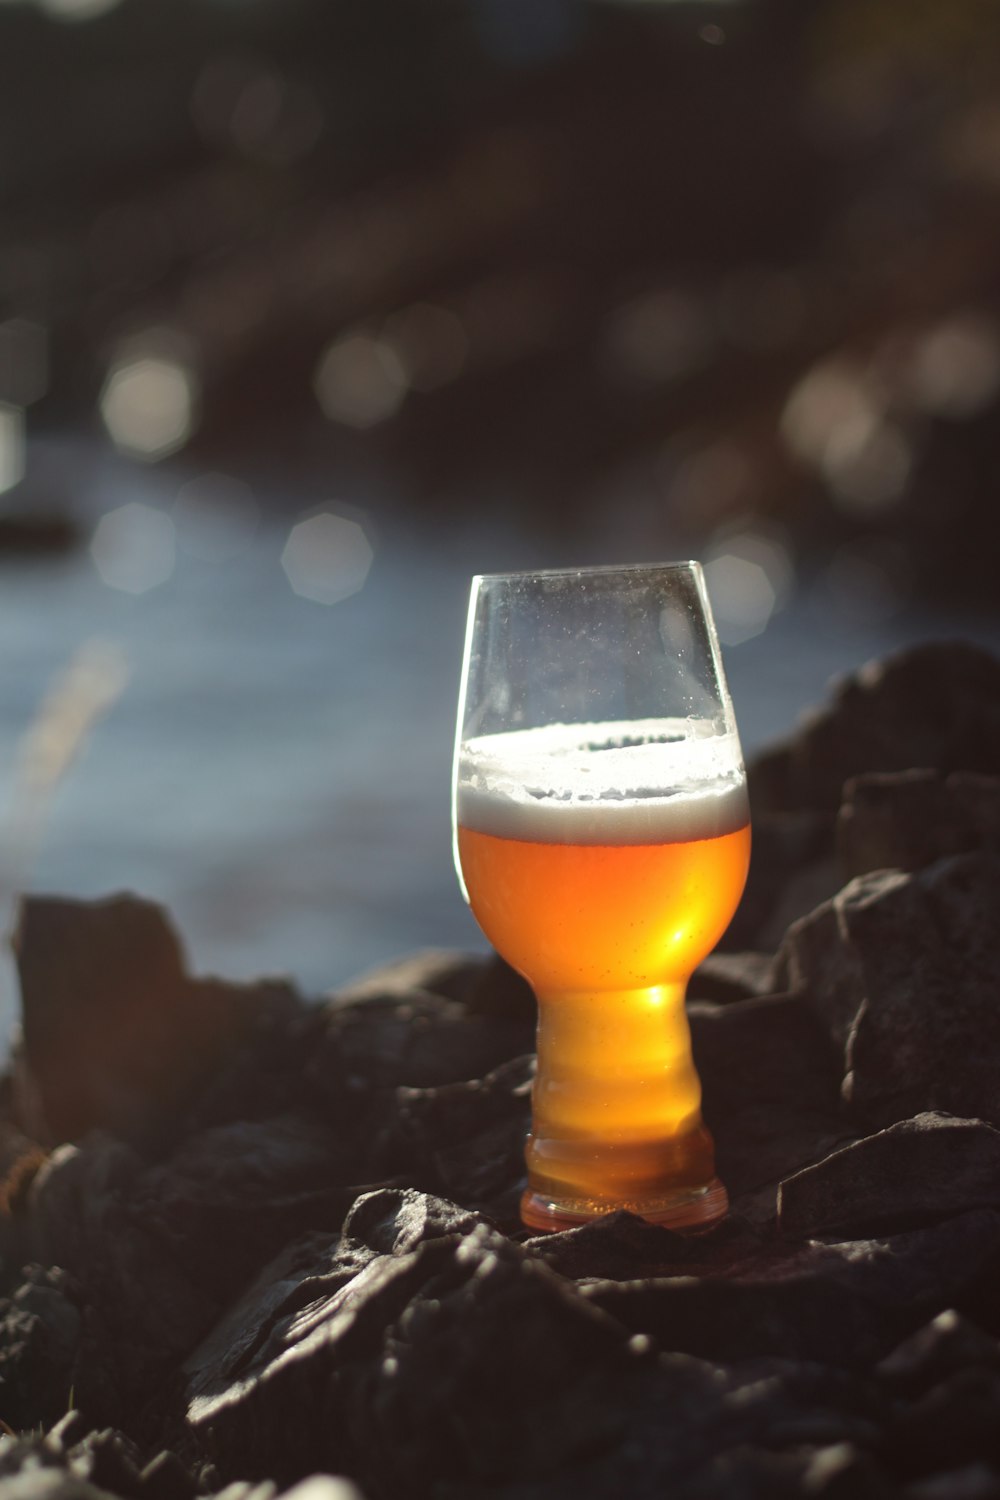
[456,719,749,845]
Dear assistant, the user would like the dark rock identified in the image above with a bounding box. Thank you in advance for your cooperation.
[838,770,1000,879]
[0,1473,120,1500]
[0,1267,83,1432]
[65,1429,144,1499]
[14,894,300,1143]
[46,1413,94,1453]
[778,1114,1000,1239]
[715,810,835,953]
[126,1118,360,1302]
[780,854,1000,1128]
[24,1115,371,1428]
[333,948,535,1027]
[137,1451,196,1500]
[583,1209,1000,1367]
[498,1355,888,1500]
[689,950,776,1005]
[876,1310,1000,1396]
[689,993,850,1223]
[748,643,1000,817]
[372,1054,533,1222]
[523,1208,763,1283]
[903,1466,1000,1500]
[886,1367,1000,1479]
[313,989,533,1100]
[185,1189,645,1493]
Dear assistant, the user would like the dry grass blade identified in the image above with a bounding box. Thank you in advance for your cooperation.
[4,640,129,931]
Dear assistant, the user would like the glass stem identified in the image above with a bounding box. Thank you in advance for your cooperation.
[525,982,718,1214]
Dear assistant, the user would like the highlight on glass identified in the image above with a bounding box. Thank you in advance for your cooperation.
[452,562,750,1233]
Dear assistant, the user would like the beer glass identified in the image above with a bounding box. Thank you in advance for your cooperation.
[452,562,750,1233]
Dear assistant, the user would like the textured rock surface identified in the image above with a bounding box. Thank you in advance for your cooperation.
[780,854,1000,1128]
[838,770,1000,879]
[778,1114,1000,1239]
[749,642,1000,817]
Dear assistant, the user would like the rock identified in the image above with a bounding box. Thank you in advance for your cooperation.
[689,993,850,1222]
[780,855,1000,1129]
[689,950,776,1005]
[523,1208,762,1283]
[715,811,835,953]
[748,643,1000,817]
[801,1443,894,1499]
[23,1115,369,1426]
[64,1429,144,1499]
[0,1267,84,1432]
[46,1413,94,1453]
[885,1367,1000,1480]
[583,1209,1000,1368]
[185,1189,645,1494]
[314,990,532,1100]
[903,1466,1000,1500]
[778,1114,1000,1239]
[275,1482,365,1500]
[137,1452,196,1500]
[0,1473,119,1500]
[14,895,300,1144]
[333,949,535,1027]
[876,1311,1000,1396]
[371,1054,533,1223]
[838,770,1000,879]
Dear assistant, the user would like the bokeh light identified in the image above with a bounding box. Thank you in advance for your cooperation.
[91,503,177,594]
[281,511,374,605]
[780,356,880,470]
[704,528,794,646]
[603,289,710,384]
[0,403,26,496]
[823,418,912,515]
[313,331,408,429]
[662,439,757,530]
[908,313,1000,419]
[100,346,199,461]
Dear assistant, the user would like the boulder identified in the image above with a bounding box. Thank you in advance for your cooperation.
[14,895,300,1144]
[184,1188,644,1494]
[778,1114,1000,1239]
[780,854,1000,1129]
[838,770,1000,880]
[584,1209,1000,1368]
[749,643,1000,817]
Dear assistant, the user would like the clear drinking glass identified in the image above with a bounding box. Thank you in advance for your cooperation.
[452,562,750,1233]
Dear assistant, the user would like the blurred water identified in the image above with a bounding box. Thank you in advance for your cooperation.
[1,443,999,1057]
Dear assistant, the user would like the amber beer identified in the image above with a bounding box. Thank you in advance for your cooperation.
[456,721,750,1232]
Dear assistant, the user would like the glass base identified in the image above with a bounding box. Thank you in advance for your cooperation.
[520,1176,729,1235]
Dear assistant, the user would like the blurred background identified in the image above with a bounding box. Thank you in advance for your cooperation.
[1,0,1000,1012]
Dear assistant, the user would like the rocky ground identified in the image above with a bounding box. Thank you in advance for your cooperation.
[4,640,1000,1499]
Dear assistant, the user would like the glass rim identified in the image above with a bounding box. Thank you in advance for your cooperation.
[471,559,704,585]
